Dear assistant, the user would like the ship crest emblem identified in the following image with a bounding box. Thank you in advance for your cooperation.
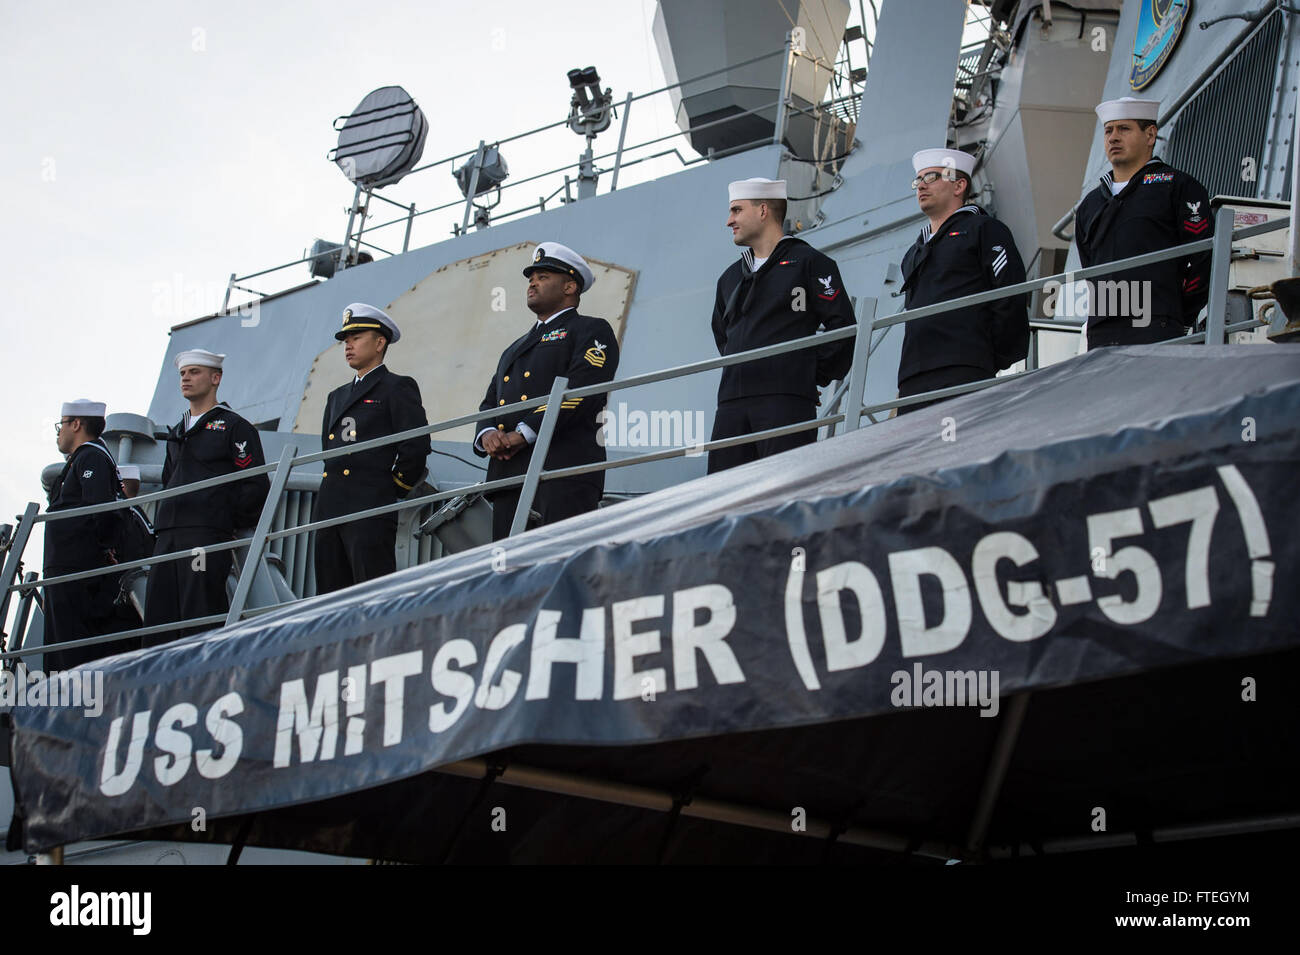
[1130,0,1191,91]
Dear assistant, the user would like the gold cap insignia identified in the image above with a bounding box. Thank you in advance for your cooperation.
[534,247,544,263]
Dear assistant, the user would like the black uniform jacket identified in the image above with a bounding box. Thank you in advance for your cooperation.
[1074,158,1212,338]
[474,309,620,490]
[44,439,120,573]
[711,236,855,403]
[899,204,1029,383]
[316,364,431,521]
[154,404,269,534]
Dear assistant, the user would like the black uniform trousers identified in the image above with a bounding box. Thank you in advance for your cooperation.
[314,516,397,595]
[896,365,990,415]
[707,395,817,474]
[490,479,601,542]
[142,527,233,648]
[42,568,136,671]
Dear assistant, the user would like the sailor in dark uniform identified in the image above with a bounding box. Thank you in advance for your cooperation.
[313,303,430,594]
[109,464,154,631]
[897,148,1029,413]
[1074,96,1213,348]
[143,349,269,646]
[709,177,855,473]
[41,399,135,669]
[475,243,619,541]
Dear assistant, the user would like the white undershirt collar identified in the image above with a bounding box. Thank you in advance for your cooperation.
[536,306,575,326]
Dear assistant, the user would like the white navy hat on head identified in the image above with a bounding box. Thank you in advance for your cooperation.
[118,464,140,481]
[174,349,225,370]
[61,399,106,417]
[336,302,401,343]
[1096,97,1159,124]
[523,242,595,293]
[912,148,976,176]
[728,178,787,202]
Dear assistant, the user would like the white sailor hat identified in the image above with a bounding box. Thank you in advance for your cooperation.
[728,177,787,202]
[912,148,976,176]
[118,464,141,482]
[523,242,595,293]
[1096,97,1160,124]
[174,349,225,370]
[60,399,106,417]
[336,302,401,343]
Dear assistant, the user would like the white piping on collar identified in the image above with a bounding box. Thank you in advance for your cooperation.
[740,235,797,271]
[1100,156,1162,190]
[920,204,980,243]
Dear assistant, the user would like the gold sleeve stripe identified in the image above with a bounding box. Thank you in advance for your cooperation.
[536,398,583,414]
[393,475,414,491]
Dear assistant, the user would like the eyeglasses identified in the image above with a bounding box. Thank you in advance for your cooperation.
[911,170,957,190]
[54,418,74,435]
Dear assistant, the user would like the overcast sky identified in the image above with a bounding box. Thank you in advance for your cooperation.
[0,0,707,569]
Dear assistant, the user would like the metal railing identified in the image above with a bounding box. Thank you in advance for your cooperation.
[0,206,1284,664]
[221,38,868,311]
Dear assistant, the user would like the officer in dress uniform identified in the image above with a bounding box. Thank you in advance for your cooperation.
[143,349,269,646]
[709,177,855,473]
[42,399,135,669]
[474,243,619,541]
[897,149,1029,413]
[1074,97,1213,348]
[313,303,430,594]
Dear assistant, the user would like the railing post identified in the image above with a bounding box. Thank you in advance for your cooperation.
[841,298,877,432]
[7,571,41,660]
[403,202,416,253]
[0,502,40,654]
[340,183,362,272]
[1204,205,1235,346]
[462,141,486,234]
[510,377,568,538]
[226,444,297,627]
[1291,87,1300,276]
[222,273,236,312]
[773,33,794,147]
[610,92,634,192]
